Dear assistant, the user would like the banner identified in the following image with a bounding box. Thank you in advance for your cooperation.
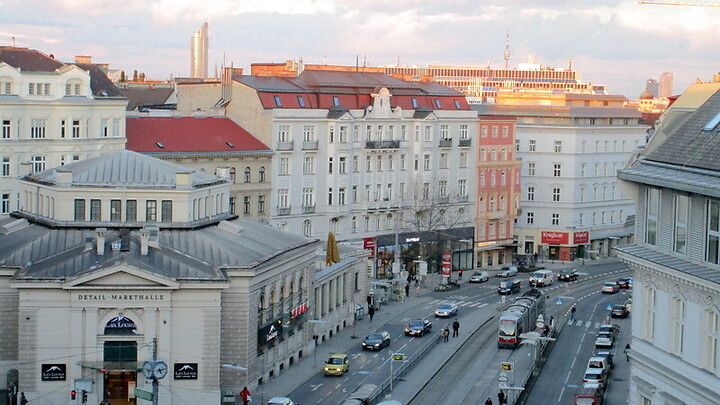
[441,251,452,276]
[573,231,589,244]
[541,231,569,245]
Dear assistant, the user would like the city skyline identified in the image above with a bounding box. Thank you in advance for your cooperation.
[2,0,720,98]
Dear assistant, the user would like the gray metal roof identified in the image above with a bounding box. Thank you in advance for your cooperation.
[24,150,224,189]
[618,160,720,199]
[615,244,720,285]
[0,219,319,282]
[472,104,641,119]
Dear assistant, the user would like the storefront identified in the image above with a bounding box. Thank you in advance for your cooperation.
[539,230,590,262]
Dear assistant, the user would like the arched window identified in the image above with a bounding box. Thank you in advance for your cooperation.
[244,167,251,183]
[303,219,312,236]
[229,167,237,183]
[104,316,138,335]
[258,294,265,324]
[270,290,276,319]
[259,166,266,182]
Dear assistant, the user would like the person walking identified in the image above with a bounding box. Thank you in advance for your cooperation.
[239,387,251,405]
[497,390,506,404]
[443,326,450,342]
[452,320,460,337]
[485,398,493,405]
[570,304,577,321]
[625,343,631,361]
[405,284,410,298]
[415,285,420,297]
[368,306,375,322]
[19,392,28,405]
[458,269,463,280]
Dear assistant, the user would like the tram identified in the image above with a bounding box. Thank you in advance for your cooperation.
[498,289,546,349]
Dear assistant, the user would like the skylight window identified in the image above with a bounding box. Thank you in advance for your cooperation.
[297,96,306,108]
[274,96,282,107]
[434,99,442,109]
[226,141,235,148]
[703,110,720,131]
[411,98,418,108]
[333,96,340,106]
[454,99,461,109]
[156,142,164,148]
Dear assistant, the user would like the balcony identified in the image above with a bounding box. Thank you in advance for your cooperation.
[459,138,471,147]
[438,138,452,147]
[302,140,318,150]
[458,195,469,203]
[365,140,400,149]
[302,205,316,214]
[277,141,294,151]
[438,196,450,204]
[277,206,291,216]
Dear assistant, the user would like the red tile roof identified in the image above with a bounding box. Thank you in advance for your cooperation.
[126,117,271,154]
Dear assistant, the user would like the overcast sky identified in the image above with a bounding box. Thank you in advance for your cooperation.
[2,0,720,98]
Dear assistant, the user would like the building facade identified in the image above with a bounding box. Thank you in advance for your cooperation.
[616,87,720,405]
[0,47,127,215]
[190,22,209,79]
[475,92,646,260]
[0,150,366,405]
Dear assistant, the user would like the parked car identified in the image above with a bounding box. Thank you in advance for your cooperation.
[362,331,391,351]
[497,266,518,278]
[611,304,630,318]
[595,332,614,348]
[558,268,579,281]
[587,356,611,374]
[599,323,620,338]
[616,277,632,289]
[404,319,432,336]
[593,351,614,369]
[583,367,609,387]
[574,382,605,405]
[267,398,296,405]
[498,279,522,295]
[469,271,490,283]
[434,302,459,318]
[324,353,349,376]
[529,269,554,287]
[601,281,620,294]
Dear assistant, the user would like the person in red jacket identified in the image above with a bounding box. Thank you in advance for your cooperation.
[239,387,251,405]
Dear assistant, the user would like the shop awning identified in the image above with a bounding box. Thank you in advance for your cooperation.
[78,361,142,372]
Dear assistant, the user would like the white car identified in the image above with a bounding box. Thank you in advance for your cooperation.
[497,266,518,278]
[267,398,295,405]
[469,271,490,283]
[595,332,614,348]
[434,302,459,317]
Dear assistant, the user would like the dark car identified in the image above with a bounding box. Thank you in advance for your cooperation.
[498,279,522,295]
[611,304,630,318]
[616,278,631,289]
[362,331,391,351]
[558,269,579,281]
[404,319,432,336]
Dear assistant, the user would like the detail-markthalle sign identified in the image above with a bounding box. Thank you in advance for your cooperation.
[541,231,569,245]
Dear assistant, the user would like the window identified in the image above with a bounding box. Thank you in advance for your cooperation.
[161,200,172,222]
[1,193,9,214]
[366,156,372,172]
[339,125,348,143]
[328,187,333,205]
[388,155,394,171]
[302,188,314,207]
[1,157,9,177]
[279,157,289,175]
[454,99,461,109]
[459,124,469,139]
[440,124,449,140]
[480,172,485,187]
[460,152,467,168]
[459,179,467,196]
[481,126,488,137]
[72,120,80,138]
[339,156,347,174]
[492,126,498,137]
[258,195,265,213]
[527,212,534,224]
[703,310,719,371]
[90,199,101,221]
[65,81,81,96]
[411,98,418,108]
[376,155,382,171]
[352,155,359,172]
[112,119,120,137]
[400,154,406,170]
[31,155,45,172]
[339,187,346,205]
[2,120,10,139]
[74,199,85,221]
[528,163,536,176]
[671,298,685,355]
[274,95,282,107]
[352,185,358,203]
[527,187,535,201]
[297,96,306,108]
[278,125,291,142]
[110,200,121,221]
[303,156,314,174]
[303,125,315,142]
[552,188,560,202]
[674,195,689,254]
[100,119,109,137]
[528,139,536,151]
[502,126,509,138]
[332,96,340,106]
[515,139,519,151]
[440,153,448,168]
[259,166,265,182]
[554,140,562,153]
[126,200,137,221]
[553,163,561,177]
[424,125,432,141]
[244,167,251,183]
[439,180,447,197]
[229,197,236,214]
[146,200,157,221]
[434,99,442,109]
[0,78,13,95]
[243,196,251,214]
[303,220,312,237]
[278,189,289,208]
[424,154,430,171]
[376,125,383,140]
[552,213,559,225]
[708,200,720,265]
[646,188,659,245]
[644,286,656,341]
[31,119,46,138]
[423,183,430,200]
[501,171,506,186]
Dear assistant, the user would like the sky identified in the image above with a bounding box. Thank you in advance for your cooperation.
[2,0,720,98]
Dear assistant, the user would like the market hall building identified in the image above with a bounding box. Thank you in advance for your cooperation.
[0,150,324,405]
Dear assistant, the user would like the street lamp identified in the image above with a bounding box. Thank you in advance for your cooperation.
[307,320,328,367]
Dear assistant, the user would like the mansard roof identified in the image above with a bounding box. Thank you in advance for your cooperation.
[23,150,224,189]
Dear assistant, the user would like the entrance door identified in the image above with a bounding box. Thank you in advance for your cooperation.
[103,341,137,405]
[105,372,136,405]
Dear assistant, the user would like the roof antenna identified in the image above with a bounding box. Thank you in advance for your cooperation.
[11,36,16,47]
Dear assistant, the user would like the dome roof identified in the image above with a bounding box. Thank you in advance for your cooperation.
[639,90,654,100]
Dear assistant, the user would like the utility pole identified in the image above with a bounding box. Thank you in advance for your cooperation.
[152,337,159,405]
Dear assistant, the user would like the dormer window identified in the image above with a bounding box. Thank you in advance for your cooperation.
[703,111,720,131]
[454,99,461,109]
[274,95,282,107]
[297,96,306,108]
[226,141,234,148]
[434,99,442,109]
[0,77,13,95]
[65,81,82,96]
[28,83,50,96]
[332,96,340,106]
[411,98,418,108]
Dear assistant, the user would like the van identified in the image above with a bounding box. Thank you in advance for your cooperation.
[529,270,554,287]
[574,382,605,405]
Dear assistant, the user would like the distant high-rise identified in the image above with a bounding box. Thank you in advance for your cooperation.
[659,72,674,98]
[190,22,208,78]
[645,78,659,98]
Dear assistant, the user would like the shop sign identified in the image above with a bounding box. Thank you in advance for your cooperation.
[291,302,309,319]
[174,363,198,380]
[363,238,376,257]
[573,231,589,244]
[258,319,284,345]
[441,251,452,276]
[541,231,569,245]
[41,364,66,381]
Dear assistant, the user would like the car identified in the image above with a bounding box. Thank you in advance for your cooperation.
[497,266,518,278]
[558,268,579,281]
[498,279,522,295]
[528,269,554,287]
[404,319,432,336]
[469,271,490,283]
[595,332,614,348]
[434,302,459,318]
[587,356,611,374]
[574,382,605,405]
[611,304,630,318]
[616,277,631,289]
[267,398,296,405]
[583,367,609,387]
[601,281,620,294]
[324,353,349,376]
[362,331,391,351]
[599,323,620,337]
[593,351,615,369]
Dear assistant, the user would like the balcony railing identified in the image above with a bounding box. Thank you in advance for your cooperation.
[458,195,469,202]
[365,140,400,149]
[438,138,452,147]
[302,205,316,214]
[277,141,294,151]
[277,206,291,216]
[438,196,450,204]
[302,140,318,150]
[458,138,471,147]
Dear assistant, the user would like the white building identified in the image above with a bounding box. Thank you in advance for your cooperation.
[474,92,647,260]
[0,47,127,215]
[616,85,720,405]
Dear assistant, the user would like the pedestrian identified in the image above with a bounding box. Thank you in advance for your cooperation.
[485,398,493,405]
[405,284,410,297]
[625,343,631,361]
[570,304,577,321]
[452,320,460,337]
[458,269,463,280]
[19,392,28,405]
[497,390,506,404]
[368,305,375,322]
[415,285,420,297]
[239,386,251,405]
[443,327,450,342]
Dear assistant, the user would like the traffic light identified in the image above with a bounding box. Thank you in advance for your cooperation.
[71,390,76,400]
[81,390,87,403]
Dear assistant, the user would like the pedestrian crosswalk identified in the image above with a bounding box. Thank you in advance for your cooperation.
[566,319,605,329]
[422,298,489,310]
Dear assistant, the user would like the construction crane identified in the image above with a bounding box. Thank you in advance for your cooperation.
[639,1,720,6]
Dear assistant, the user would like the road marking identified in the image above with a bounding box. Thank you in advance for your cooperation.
[585,321,591,328]
[351,353,362,360]
[310,383,323,391]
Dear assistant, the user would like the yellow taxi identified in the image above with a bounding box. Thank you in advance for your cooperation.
[323,353,349,376]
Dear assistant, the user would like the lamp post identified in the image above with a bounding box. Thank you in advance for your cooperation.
[307,320,328,367]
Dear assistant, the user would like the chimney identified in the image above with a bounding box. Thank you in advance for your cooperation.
[75,55,92,64]
[96,228,107,255]
[175,171,192,187]
[139,228,150,256]
[56,169,73,185]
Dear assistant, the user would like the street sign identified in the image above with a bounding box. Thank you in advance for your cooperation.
[606,304,613,311]
[556,298,563,305]
[134,388,153,401]
[392,353,405,361]
[501,362,513,371]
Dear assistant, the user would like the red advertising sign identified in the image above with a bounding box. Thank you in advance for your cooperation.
[541,231,569,245]
[573,231,589,245]
[441,251,452,276]
[363,237,376,258]
[291,302,308,319]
